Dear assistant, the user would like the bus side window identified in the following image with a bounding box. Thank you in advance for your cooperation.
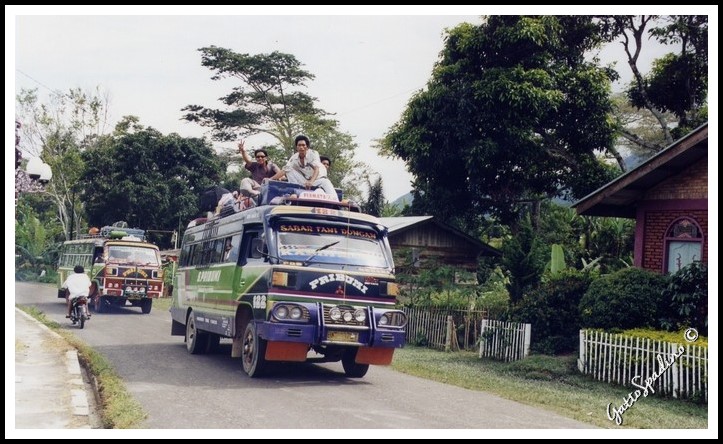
[191,243,204,266]
[201,240,216,266]
[223,235,241,263]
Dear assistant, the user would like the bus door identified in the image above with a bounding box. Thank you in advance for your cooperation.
[236,225,266,300]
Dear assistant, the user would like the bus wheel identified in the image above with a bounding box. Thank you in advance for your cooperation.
[342,349,369,378]
[141,299,152,314]
[242,321,267,377]
[186,312,208,355]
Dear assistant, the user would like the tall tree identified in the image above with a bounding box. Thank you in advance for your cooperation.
[182,47,325,146]
[600,15,708,150]
[78,125,224,237]
[15,87,111,240]
[362,176,385,217]
[182,46,363,198]
[382,16,617,228]
[609,92,677,169]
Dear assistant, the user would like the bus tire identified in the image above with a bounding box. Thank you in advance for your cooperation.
[186,311,208,355]
[242,321,267,378]
[141,299,152,314]
[342,348,369,378]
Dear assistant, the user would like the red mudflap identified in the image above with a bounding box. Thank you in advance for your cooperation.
[355,347,394,365]
[265,341,309,362]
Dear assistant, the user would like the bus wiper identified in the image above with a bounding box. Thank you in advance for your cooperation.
[303,241,339,266]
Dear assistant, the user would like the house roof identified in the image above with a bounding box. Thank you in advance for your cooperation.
[379,216,501,257]
[573,123,708,218]
[379,216,433,232]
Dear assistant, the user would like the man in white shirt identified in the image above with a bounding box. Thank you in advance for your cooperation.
[62,265,92,318]
[268,135,338,201]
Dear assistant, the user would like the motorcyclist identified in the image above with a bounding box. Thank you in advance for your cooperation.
[62,265,92,318]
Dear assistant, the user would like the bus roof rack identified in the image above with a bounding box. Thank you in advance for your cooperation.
[75,225,146,240]
[261,180,360,212]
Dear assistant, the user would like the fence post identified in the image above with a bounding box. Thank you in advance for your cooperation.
[444,315,453,352]
[523,323,531,358]
[671,342,679,399]
[578,330,585,373]
[479,319,488,358]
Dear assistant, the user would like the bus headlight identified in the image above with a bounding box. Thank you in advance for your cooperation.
[271,303,310,322]
[290,306,303,320]
[274,305,289,319]
[378,311,407,328]
[353,309,366,322]
[329,306,342,321]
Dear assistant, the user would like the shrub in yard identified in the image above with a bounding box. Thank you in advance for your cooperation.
[662,261,708,336]
[510,269,593,354]
[580,267,669,330]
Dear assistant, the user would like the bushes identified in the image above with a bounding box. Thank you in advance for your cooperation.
[580,267,669,330]
[510,269,593,354]
[662,261,708,335]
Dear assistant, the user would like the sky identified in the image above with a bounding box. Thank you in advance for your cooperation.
[10,7,487,202]
[9,6,716,203]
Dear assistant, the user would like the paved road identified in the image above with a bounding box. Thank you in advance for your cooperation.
[15,282,595,432]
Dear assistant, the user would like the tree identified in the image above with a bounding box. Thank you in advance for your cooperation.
[362,176,384,217]
[501,215,547,305]
[16,87,112,240]
[600,15,708,149]
[78,125,225,236]
[182,46,365,199]
[609,92,677,170]
[182,47,325,146]
[382,16,618,229]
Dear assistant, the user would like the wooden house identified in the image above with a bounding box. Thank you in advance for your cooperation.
[380,216,500,275]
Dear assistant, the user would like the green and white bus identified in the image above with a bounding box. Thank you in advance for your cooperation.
[57,226,164,314]
[170,182,407,378]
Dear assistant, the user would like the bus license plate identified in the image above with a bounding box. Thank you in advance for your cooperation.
[327,331,358,342]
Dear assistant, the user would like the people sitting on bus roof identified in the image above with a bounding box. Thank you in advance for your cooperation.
[238,140,281,201]
[267,135,338,201]
[216,190,238,217]
[319,156,331,174]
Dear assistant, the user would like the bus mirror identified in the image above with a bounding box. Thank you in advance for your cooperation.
[251,238,265,259]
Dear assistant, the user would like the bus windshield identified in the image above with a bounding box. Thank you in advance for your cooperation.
[275,222,389,268]
[107,245,161,266]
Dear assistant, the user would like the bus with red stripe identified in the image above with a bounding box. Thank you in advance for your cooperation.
[170,182,407,378]
[57,226,164,314]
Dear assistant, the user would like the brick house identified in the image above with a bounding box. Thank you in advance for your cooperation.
[573,123,708,274]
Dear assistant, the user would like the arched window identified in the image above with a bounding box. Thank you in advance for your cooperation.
[664,217,703,274]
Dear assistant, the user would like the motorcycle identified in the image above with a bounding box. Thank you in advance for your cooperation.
[69,295,90,329]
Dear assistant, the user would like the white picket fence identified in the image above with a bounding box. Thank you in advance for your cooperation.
[578,330,708,401]
[478,319,531,362]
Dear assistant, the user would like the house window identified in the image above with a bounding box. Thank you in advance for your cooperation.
[665,217,703,274]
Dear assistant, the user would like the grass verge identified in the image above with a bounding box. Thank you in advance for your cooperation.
[17,305,147,429]
[391,346,708,429]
